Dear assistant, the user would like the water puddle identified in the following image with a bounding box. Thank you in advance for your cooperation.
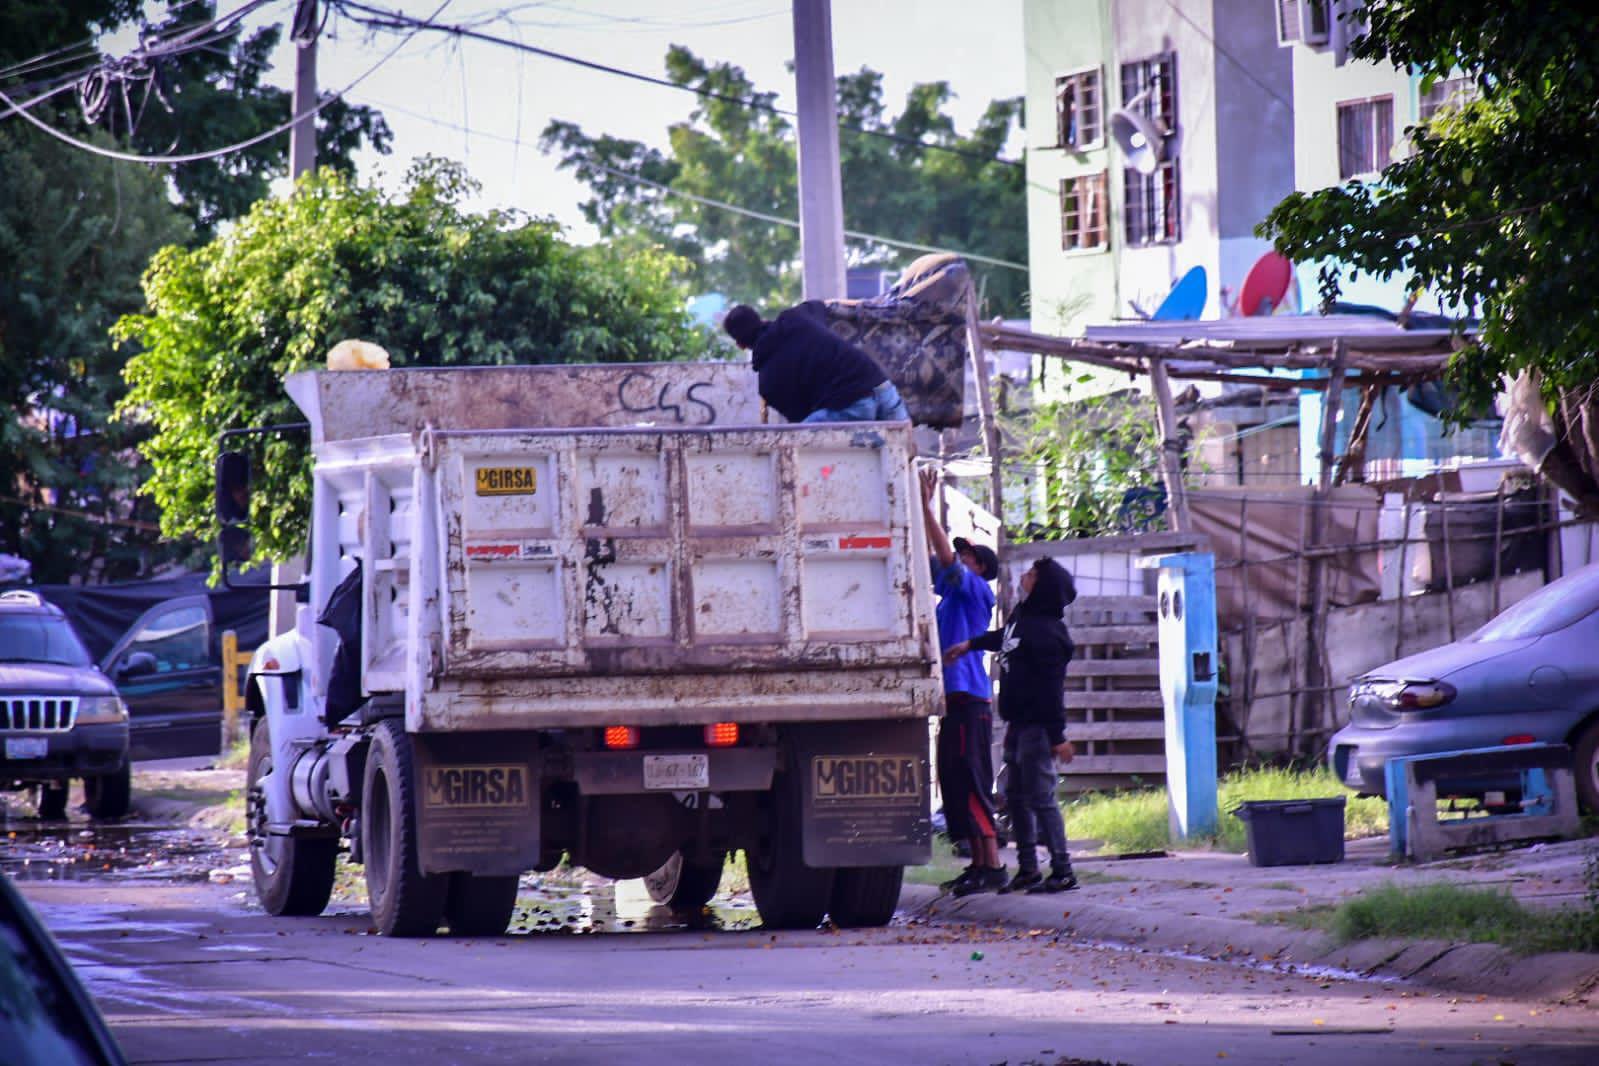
[0,819,227,884]
[499,875,761,936]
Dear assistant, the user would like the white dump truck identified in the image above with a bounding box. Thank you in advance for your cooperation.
[223,363,942,936]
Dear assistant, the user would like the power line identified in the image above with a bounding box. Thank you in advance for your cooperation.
[331,0,1025,170]
[359,94,1029,273]
[0,0,453,165]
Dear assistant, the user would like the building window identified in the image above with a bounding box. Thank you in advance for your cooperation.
[1119,54,1178,245]
[1123,163,1179,246]
[1418,76,1477,123]
[1055,68,1103,149]
[1120,54,1176,133]
[1277,0,1330,45]
[1337,95,1394,178]
[1060,173,1108,250]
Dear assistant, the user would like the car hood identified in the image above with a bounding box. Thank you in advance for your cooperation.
[0,662,116,697]
[1360,636,1537,683]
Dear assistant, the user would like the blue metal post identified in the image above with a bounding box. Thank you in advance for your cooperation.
[1139,552,1219,841]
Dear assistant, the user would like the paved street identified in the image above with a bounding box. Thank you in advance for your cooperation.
[17,875,1598,1066]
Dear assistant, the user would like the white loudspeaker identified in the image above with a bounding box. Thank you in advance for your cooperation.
[1109,106,1166,175]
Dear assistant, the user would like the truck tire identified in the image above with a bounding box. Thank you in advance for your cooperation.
[36,782,68,821]
[247,719,337,917]
[644,850,726,911]
[829,866,904,928]
[748,775,834,930]
[362,719,447,937]
[444,873,520,937]
[1574,719,1599,814]
[83,762,131,820]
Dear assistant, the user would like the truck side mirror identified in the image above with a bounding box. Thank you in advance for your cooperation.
[219,524,253,566]
[216,450,251,524]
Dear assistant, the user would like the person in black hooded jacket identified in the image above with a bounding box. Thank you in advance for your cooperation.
[943,557,1080,893]
[722,302,909,423]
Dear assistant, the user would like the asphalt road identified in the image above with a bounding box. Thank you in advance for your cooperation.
[18,877,1599,1066]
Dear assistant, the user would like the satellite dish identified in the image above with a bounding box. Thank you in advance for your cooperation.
[1109,89,1169,175]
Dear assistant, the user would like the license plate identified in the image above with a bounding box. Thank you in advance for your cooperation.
[5,737,48,760]
[643,754,709,791]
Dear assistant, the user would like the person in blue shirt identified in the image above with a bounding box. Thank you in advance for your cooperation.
[919,467,1005,896]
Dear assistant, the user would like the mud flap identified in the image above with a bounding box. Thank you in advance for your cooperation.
[411,733,541,876]
[790,720,931,868]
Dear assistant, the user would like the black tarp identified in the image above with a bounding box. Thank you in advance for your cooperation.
[26,570,271,665]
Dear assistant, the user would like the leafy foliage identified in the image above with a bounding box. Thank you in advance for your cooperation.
[541,46,1026,315]
[1258,0,1599,509]
[0,124,189,582]
[1006,379,1164,539]
[115,160,713,561]
[0,1,391,239]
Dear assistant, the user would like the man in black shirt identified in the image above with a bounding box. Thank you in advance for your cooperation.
[723,302,910,423]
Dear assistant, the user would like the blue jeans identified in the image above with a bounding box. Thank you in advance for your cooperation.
[802,381,910,423]
[1003,724,1072,873]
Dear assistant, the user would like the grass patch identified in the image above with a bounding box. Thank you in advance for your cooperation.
[1064,766,1390,854]
[1302,881,1599,954]
[905,834,967,886]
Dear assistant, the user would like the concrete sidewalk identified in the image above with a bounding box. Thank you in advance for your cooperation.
[904,835,1599,1004]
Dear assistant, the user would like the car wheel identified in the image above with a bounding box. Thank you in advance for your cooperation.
[1573,719,1599,815]
[83,763,131,820]
[444,873,520,936]
[248,719,337,917]
[362,720,447,937]
[829,866,904,928]
[748,773,835,931]
[36,782,68,821]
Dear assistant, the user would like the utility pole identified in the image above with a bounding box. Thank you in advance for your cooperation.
[289,0,318,179]
[273,0,318,638]
[791,0,846,300]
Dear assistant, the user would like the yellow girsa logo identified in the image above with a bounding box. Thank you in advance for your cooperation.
[812,756,920,801]
[423,765,529,808]
[475,466,538,496]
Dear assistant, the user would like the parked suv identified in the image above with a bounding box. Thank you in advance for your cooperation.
[0,591,131,819]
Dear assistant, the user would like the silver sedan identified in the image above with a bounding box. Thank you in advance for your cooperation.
[1329,562,1599,812]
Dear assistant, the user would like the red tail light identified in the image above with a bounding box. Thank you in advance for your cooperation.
[704,722,739,748]
[603,726,639,750]
[1502,734,1535,745]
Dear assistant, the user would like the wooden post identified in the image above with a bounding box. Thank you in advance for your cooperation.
[1333,383,1379,486]
[220,629,252,747]
[1394,500,1412,659]
[964,291,1011,612]
[1440,495,1457,641]
[1301,341,1348,757]
[1146,356,1190,533]
[1491,484,1505,616]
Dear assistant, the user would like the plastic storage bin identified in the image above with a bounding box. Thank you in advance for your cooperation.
[1232,797,1347,867]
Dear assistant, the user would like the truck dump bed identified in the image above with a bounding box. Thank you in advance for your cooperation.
[286,365,942,732]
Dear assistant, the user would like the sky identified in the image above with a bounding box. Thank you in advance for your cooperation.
[170,0,1027,244]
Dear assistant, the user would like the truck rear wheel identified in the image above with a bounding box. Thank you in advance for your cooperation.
[83,762,131,820]
[248,719,337,917]
[644,850,726,911]
[362,720,447,937]
[36,782,68,821]
[829,866,904,928]
[748,776,834,930]
[445,873,520,936]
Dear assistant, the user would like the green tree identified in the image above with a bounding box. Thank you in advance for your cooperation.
[1259,1,1599,512]
[1,1,390,238]
[541,46,1026,316]
[115,159,713,561]
[0,123,190,582]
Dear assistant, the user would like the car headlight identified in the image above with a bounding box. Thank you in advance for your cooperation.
[77,695,128,724]
[1370,679,1457,711]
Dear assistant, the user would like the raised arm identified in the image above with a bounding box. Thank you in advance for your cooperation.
[919,467,956,569]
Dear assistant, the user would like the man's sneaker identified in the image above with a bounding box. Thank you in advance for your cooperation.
[952,865,1008,897]
[941,865,979,893]
[1026,869,1079,894]
[998,869,1042,895]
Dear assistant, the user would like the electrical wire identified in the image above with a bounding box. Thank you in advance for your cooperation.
[331,0,1025,170]
[357,94,1028,272]
[0,0,454,165]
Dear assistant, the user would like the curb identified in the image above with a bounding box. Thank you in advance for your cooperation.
[899,883,1599,1005]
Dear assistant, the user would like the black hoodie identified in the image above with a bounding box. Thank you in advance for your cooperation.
[969,559,1077,746]
[749,301,888,422]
